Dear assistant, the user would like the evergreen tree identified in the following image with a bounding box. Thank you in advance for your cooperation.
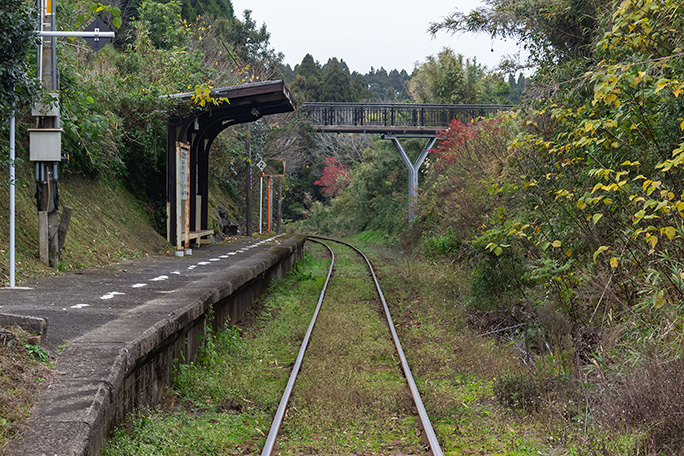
[291,54,322,102]
[366,67,390,101]
[281,63,294,83]
[320,58,351,102]
[350,72,372,102]
[387,69,410,100]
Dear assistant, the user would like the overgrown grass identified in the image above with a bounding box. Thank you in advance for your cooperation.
[354,239,558,455]
[276,244,423,454]
[103,248,330,455]
[107,237,628,455]
[0,328,54,451]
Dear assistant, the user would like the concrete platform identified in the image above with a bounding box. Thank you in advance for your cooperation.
[0,234,307,456]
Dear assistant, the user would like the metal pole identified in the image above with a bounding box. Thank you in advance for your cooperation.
[9,113,16,288]
[267,176,272,232]
[38,31,115,38]
[386,135,437,223]
[259,172,263,234]
[245,125,253,236]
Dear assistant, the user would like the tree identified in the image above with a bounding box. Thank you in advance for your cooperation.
[180,0,234,20]
[291,54,322,102]
[409,49,486,104]
[429,0,607,67]
[0,0,39,118]
[281,63,294,83]
[320,58,351,102]
[350,72,372,102]
[366,67,390,101]
[135,0,188,50]
[314,157,349,198]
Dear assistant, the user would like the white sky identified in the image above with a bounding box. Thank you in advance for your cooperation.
[229,0,524,74]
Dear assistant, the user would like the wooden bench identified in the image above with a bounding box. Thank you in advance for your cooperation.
[181,229,214,247]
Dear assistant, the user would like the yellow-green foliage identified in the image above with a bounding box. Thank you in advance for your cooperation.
[417,1,684,452]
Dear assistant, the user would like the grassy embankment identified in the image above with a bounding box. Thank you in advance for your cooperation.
[0,161,239,451]
[0,164,169,286]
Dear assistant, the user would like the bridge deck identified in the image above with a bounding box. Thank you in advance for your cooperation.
[303,102,513,134]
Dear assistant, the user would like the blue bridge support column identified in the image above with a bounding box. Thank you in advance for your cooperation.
[384,134,438,223]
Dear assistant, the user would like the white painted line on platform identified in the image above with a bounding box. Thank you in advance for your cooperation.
[100,292,125,300]
[229,252,238,255]
[198,262,210,266]
[171,271,181,275]
[209,258,220,262]
[219,255,229,258]
[151,275,169,281]
[188,265,196,270]
[70,303,90,309]
[131,283,147,288]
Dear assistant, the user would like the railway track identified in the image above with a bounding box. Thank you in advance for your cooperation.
[261,236,443,456]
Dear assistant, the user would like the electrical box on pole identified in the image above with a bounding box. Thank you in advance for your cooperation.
[29,129,62,161]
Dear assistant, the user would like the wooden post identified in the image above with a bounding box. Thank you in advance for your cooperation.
[57,205,72,254]
[39,211,49,265]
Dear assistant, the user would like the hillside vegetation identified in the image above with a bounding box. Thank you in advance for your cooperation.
[300,0,684,452]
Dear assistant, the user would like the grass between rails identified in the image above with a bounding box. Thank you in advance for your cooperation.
[103,236,581,455]
[276,244,423,455]
[348,235,560,455]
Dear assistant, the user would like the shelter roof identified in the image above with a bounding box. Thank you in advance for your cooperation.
[171,80,296,125]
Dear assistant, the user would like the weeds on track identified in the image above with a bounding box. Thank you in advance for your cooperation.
[276,245,424,454]
[104,239,565,455]
[351,236,559,455]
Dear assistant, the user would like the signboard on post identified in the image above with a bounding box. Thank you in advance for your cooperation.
[175,142,191,256]
[256,160,267,171]
[83,18,112,52]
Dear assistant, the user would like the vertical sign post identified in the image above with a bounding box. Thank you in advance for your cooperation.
[256,159,267,234]
[175,142,190,256]
[182,145,191,255]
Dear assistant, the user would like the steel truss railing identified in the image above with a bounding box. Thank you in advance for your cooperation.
[303,102,512,130]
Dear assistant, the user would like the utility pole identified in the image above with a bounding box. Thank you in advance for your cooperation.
[28,0,114,268]
[32,0,61,268]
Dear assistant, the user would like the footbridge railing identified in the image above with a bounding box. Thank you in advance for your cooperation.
[302,102,513,134]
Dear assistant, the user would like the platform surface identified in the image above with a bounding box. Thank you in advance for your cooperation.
[0,234,292,349]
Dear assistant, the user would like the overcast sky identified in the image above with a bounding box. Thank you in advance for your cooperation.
[229,0,524,74]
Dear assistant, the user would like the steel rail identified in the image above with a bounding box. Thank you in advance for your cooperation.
[308,235,444,456]
[260,239,335,456]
